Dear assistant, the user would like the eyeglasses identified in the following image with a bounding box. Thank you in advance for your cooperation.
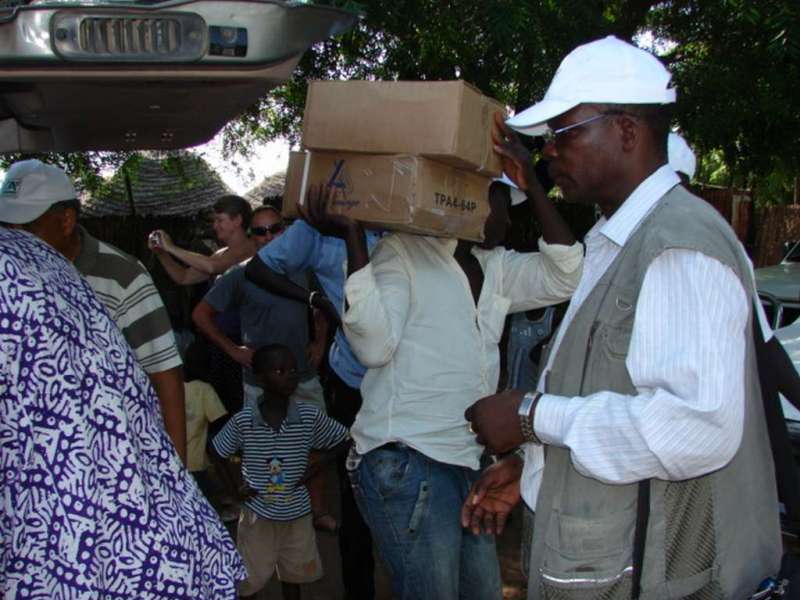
[542,112,621,146]
[249,223,284,237]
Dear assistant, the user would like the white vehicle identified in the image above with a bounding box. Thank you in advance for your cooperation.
[0,0,356,152]
[756,241,800,330]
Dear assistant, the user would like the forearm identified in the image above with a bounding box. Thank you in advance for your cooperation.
[504,241,583,312]
[192,303,241,361]
[313,307,331,343]
[245,256,309,303]
[207,446,242,497]
[156,252,208,285]
[526,184,575,246]
[148,367,187,465]
[166,245,220,275]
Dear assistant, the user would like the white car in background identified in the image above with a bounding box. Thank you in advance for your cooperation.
[0,0,356,152]
[756,240,800,330]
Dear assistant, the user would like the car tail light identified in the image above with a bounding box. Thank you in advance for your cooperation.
[51,11,207,61]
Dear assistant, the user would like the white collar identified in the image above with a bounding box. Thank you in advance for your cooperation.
[597,164,680,248]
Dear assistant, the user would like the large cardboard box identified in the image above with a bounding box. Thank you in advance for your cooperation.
[283,151,491,242]
[301,80,505,177]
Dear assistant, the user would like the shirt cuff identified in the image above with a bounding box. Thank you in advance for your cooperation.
[537,237,584,273]
[344,262,376,307]
[533,393,571,446]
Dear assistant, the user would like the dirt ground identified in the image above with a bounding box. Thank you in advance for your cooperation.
[228,468,529,600]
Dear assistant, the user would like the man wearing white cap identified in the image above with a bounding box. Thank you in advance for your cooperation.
[464,36,780,599]
[0,159,187,464]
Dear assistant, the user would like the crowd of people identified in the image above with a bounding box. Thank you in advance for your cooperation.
[0,34,784,600]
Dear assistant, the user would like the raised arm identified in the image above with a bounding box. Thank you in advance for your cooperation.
[492,111,574,246]
[299,184,369,277]
[245,255,340,328]
[151,246,210,286]
[153,229,254,276]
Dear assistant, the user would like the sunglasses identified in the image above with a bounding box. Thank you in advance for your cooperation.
[249,223,284,237]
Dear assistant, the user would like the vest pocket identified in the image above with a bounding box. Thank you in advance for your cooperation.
[540,507,635,599]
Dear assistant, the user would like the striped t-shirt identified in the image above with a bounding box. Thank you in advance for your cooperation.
[74,226,182,374]
[213,398,348,521]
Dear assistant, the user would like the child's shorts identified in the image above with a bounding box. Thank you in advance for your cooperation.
[237,507,323,595]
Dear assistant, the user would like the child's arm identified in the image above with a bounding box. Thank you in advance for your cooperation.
[297,409,352,487]
[206,443,258,502]
[207,417,257,501]
[296,437,351,487]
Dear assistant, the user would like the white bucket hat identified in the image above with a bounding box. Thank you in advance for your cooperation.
[493,173,528,206]
[668,132,696,179]
[507,35,677,136]
[0,159,77,224]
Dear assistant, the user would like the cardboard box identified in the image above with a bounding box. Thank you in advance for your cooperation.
[283,151,491,242]
[301,80,505,177]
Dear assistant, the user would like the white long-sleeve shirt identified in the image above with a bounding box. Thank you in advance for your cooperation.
[522,165,764,508]
[344,233,584,469]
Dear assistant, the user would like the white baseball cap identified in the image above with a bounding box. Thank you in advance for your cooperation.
[668,132,696,180]
[0,159,77,224]
[493,173,528,206]
[507,36,677,136]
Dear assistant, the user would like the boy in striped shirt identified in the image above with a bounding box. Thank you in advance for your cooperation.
[211,344,349,599]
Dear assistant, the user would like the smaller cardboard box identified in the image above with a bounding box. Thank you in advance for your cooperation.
[301,80,505,177]
[283,151,490,242]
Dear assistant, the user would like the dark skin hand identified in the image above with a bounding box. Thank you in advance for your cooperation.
[491,112,574,247]
[206,444,259,502]
[299,184,369,277]
[461,453,523,536]
[464,388,527,455]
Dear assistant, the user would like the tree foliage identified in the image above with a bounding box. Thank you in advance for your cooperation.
[4,1,798,204]
[649,0,800,200]
[226,0,799,203]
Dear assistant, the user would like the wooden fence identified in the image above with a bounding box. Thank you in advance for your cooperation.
[754,205,800,267]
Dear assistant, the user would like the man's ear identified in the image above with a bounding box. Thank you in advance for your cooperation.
[617,114,639,153]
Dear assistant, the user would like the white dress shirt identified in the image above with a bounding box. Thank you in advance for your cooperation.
[344,233,584,469]
[522,165,760,508]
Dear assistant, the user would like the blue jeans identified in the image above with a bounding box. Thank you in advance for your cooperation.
[348,444,502,600]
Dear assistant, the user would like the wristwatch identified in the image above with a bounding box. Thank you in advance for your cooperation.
[518,392,543,444]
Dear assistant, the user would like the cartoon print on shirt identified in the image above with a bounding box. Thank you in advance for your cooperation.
[265,457,286,497]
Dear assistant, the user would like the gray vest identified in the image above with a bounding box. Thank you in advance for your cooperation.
[529,185,781,600]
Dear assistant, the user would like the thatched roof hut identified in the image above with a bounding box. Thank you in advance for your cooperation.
[82,153,231,218]
[81,153,232,333]
[245,171,286,212]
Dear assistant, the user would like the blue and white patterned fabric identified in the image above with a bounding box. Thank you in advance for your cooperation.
[0,228,245,598]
